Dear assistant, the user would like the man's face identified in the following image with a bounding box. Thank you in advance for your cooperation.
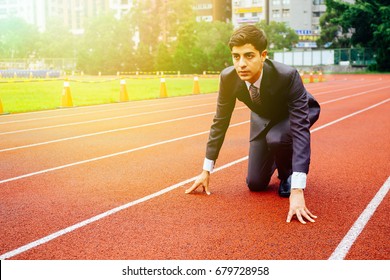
[231,44,267,84]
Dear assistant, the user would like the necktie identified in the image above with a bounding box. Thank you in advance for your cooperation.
[249,84,261,104]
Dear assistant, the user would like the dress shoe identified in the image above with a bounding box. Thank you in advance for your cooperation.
[278,175,291,198]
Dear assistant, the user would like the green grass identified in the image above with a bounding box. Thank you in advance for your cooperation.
[0,76,219,114]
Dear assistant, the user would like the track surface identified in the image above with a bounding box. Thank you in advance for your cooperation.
[0,74,389,260]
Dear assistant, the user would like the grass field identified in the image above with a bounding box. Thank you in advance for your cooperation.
[0,76,220,114]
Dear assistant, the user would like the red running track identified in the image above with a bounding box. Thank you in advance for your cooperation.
[0,74,389,260]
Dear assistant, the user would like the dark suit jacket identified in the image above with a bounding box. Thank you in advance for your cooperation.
[205,59,320,174]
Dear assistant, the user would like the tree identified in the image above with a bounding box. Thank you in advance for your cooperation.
[130,0,195,49]
[194,21,233,70]
[343,0,390,71]
[317,0,352,48]
[0,17,40,58]
[130,0,161,51]
[173,21,200,73]
[256,21,299,51]
[77,13,135,74]
[319,0,390,71]
[36,18,75,58]
[172,20,234,73]
[133,43,155,72]
[155,43,173,71]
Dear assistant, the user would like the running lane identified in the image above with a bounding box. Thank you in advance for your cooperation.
[0,75,389,259]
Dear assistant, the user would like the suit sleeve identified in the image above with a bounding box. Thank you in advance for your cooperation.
[205,73,237,161]
[287,70,313,174]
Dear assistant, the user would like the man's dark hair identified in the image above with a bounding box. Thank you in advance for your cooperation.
[228,25,268,53]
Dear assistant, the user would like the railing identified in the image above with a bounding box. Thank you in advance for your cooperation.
[272,48,376,67]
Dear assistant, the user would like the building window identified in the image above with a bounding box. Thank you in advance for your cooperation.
[282,9,290,17]
[313,11,321,17]
[272,10,280,18]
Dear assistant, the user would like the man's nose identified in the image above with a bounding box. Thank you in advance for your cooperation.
[238,57,247,68]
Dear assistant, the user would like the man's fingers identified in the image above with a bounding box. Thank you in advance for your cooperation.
[295,210,307,224]
[185,180,210,195]
[185,181,201,194]
[287,208,317,224]
[305,208,318,219]
[286,210,294,223]
[302,210,315,223]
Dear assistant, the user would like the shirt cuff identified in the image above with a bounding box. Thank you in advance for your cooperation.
[291,172,307,189]
[203,158,215,172]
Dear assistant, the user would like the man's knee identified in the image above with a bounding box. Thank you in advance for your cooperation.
[246,177,269,192]
[266,120,291,150]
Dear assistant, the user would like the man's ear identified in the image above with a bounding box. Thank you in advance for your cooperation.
[261,50,268,61]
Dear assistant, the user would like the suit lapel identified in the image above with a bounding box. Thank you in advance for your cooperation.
[259,61,272,98]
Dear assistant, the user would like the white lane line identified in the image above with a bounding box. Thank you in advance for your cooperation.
[0,95,217,125]
[329,176,390,260]
[313,80,388,96]
[0,102,217,135]
[1,79,385,127]
[0,107,245,153]
[0,156,248,260]
[311,98,389,133]
[1,99,389,183]
[319,86,390,105]
[0,120,249,184]
[3,85,388,152]
[0,98,388,259]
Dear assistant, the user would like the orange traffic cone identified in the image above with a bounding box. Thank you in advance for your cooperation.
[160,77,168,98]
[0,96,9,115]
[119,78,129,102]
[318,71,323,82]
[192,76,200,94]
[60,79,73,108]
[309,72,314,83]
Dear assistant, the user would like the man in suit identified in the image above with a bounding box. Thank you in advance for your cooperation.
[185,25,321,224]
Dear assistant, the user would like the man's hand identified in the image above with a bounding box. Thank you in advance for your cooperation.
[286,189,317,224]
[185,170,211,195]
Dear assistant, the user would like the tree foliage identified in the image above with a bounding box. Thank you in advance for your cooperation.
[36,18,75,58]
[77,13,135,74]
[0,1,300,74]
[319,0,390,71]
[256,20,299,51]
[0,17,40,58]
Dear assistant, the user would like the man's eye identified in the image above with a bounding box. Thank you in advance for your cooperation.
[246,54,254,59]
[233,55,240,60]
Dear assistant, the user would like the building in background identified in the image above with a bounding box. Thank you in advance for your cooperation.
[0,0,131,34]
[231,0,327,48]
[231,0,268,27]
[1,0,354,49]
[268,0,326,48]
[46,0,111,34]
[193,0,232,23]
[0,0,47,31]
[109,0,133,20]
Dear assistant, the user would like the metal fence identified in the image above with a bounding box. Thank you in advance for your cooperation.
[0,58,76,71]
[273,48,375,68]
[0,49,377,76]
